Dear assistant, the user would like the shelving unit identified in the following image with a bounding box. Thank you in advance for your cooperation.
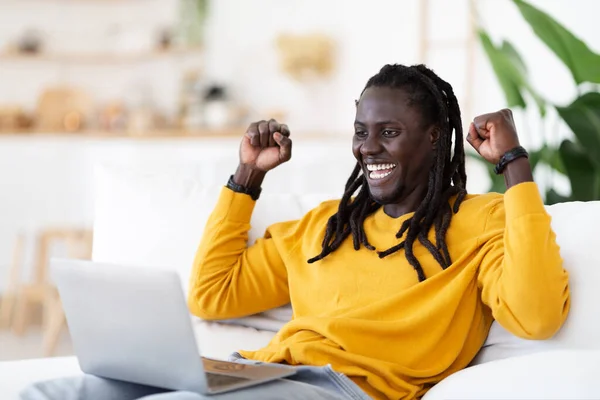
[0,0,207,135]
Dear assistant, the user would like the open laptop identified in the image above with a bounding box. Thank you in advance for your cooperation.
[50,258,296,395]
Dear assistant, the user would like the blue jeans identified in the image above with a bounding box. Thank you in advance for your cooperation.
[19,354,371,400]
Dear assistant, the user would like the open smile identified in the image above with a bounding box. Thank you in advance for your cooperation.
[364,162,397,185]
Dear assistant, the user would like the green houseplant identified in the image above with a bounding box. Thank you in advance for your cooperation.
[475,0,600,203]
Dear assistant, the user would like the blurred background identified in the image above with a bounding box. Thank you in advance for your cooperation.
[0,0,598,361]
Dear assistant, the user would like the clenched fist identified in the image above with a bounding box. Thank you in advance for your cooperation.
[240,119,292,172]
[467,109,521,165]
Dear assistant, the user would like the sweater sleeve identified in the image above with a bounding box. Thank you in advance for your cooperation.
[477,182,570,339]
[187,187,293,320]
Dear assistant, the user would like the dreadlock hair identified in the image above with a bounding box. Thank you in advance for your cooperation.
[307,64,468,282]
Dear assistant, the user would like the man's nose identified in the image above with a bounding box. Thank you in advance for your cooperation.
[360,133,383,156]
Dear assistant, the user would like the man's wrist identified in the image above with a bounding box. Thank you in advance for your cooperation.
[503,157,534,189]
[231,164,266,198]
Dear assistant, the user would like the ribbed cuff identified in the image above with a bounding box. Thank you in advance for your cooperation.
[218,186,257,223]
[504,182,546,221]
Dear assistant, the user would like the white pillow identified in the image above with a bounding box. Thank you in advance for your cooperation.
[424,350,600,400]
[472,200,600,364]
[92,163,338,322]
[93,164,218,290]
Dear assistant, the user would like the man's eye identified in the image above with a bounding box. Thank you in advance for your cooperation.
[354,131,367,137]
[382,130,398,137]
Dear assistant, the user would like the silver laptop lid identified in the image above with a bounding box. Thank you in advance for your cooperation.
[51,258,209,393]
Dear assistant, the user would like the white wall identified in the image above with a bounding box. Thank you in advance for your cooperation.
[202,0,424,133]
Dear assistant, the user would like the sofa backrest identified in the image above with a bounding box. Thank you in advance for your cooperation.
[92,164,341,291]
[92,163,600,364]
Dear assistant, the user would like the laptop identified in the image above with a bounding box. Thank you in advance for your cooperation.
[50,258,296,395]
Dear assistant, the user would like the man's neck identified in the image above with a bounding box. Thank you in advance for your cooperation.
[382,183,428,219]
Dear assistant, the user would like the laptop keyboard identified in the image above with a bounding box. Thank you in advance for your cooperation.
[206,372,251,388]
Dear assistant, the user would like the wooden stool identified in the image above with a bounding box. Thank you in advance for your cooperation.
[0,234,25,329]
[0,228,93,356]
[42,229,93,356]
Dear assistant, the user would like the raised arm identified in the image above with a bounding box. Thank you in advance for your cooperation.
[188,119,294,320]
[467,109,570,339]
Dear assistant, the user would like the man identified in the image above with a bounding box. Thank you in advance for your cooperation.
[23,64,570,400]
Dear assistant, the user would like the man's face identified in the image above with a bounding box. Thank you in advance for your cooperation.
[352,86,437,205]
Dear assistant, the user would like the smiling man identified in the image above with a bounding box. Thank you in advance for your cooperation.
[23,64,570,400]
[186,64,570,399]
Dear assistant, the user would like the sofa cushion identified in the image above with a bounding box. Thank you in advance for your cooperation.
[471,200,600,364]
[423,350,600,400]
[92,164,338,290]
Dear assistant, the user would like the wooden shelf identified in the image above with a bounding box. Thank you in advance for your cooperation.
[0,47,203,64]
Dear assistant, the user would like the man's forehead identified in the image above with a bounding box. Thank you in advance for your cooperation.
[355,88,412,122]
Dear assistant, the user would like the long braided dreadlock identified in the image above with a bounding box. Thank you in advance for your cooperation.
[307,64,468,282]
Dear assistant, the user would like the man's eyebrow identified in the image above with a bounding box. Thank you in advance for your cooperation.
[354,120,403,125]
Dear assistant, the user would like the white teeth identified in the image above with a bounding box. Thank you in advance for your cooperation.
[369,170,393,179]
[366,163,396,172]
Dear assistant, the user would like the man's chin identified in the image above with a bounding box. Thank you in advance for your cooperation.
[367,185,405,205]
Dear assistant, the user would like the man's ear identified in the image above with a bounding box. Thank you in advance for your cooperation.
[429,126,441,149]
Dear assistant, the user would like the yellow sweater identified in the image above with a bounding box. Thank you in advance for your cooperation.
[188,182,570,399]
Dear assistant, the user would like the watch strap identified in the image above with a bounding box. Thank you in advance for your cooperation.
[494,146,529,174]
[226,175,262,201]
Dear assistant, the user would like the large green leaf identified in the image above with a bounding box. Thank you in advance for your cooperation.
[478,30,526,109]
[513,0,600,84]
[546,146,567,175]
[556,92,600,168]
[558,139,600,201]
[529,144,565,175]
[500,41,546,116]
[478,29,546,116]
[500,40,527,76]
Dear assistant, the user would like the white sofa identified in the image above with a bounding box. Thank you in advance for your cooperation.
[2,159,600,400]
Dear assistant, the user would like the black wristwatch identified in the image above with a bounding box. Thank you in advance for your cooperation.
[226,175,262,200]
[494,146,529,174]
